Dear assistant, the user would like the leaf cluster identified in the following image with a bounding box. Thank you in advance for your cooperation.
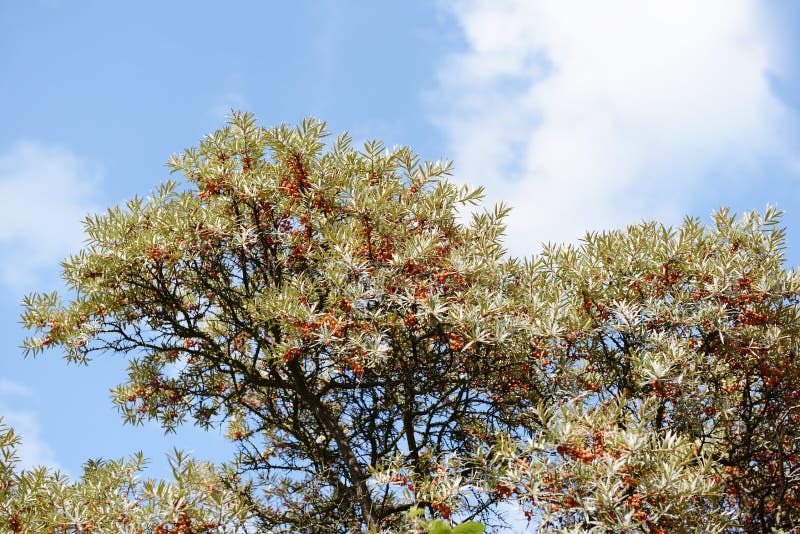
[0,419,253,532]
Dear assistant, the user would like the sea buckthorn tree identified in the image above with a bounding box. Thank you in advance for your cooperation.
[472,208,800,532]
[20,113,523,532]
[18,113,800,532]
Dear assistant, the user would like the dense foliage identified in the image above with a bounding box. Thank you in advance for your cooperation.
[14,114,800,532]
[478,207,800,532]
[0,420,253,532]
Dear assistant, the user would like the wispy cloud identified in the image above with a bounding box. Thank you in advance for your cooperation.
[433,0,798,254]
[0,378,62,472]
[0,141,100,290]
[209,72,249,121]
[0,378,30,397]
[210,91,248,122]
[1,407,62,471]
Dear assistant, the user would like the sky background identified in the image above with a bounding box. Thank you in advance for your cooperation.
[2,0,800,518]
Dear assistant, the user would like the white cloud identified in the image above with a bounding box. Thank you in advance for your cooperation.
[0,378,30,397]
[209,73,249,121]
[210,91,248,122]
[434,0,796,254]
[0,379,62,472]
[0,141,100,289]
[1,406,62,471]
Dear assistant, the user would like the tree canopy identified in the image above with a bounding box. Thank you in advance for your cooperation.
[12,113,800,532]
[0,420,254,533]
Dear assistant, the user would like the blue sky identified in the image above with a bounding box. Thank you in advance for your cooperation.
[1,0,800,509]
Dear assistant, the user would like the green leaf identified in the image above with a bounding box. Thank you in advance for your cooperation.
[452,522,486,534]
[407,505,425,519]
[426,519,452,534]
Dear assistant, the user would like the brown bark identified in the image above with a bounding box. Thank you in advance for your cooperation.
[287,359,376,529]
